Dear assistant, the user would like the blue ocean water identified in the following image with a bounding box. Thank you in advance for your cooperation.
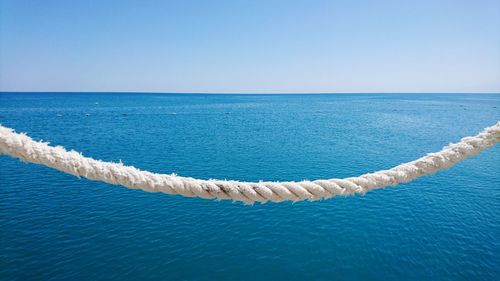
[0,93,499,280]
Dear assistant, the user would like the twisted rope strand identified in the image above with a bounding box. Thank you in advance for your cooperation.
[1,122,499,203]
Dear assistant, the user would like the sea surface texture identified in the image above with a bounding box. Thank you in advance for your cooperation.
[0,93,499,281]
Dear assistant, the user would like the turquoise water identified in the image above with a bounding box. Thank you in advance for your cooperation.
[0,93,499,280]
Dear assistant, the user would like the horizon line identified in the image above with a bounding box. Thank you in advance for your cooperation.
[1,91,500,95]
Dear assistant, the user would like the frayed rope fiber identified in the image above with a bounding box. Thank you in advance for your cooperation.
[1,122,499,203]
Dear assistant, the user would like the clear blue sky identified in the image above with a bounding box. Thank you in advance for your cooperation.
[1,0,499,93]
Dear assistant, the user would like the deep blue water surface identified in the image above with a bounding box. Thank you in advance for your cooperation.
[0,93,499,280]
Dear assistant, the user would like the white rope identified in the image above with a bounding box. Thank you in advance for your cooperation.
[0,122,499,203]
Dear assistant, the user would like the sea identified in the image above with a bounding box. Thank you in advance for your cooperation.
[0,93,499,280]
